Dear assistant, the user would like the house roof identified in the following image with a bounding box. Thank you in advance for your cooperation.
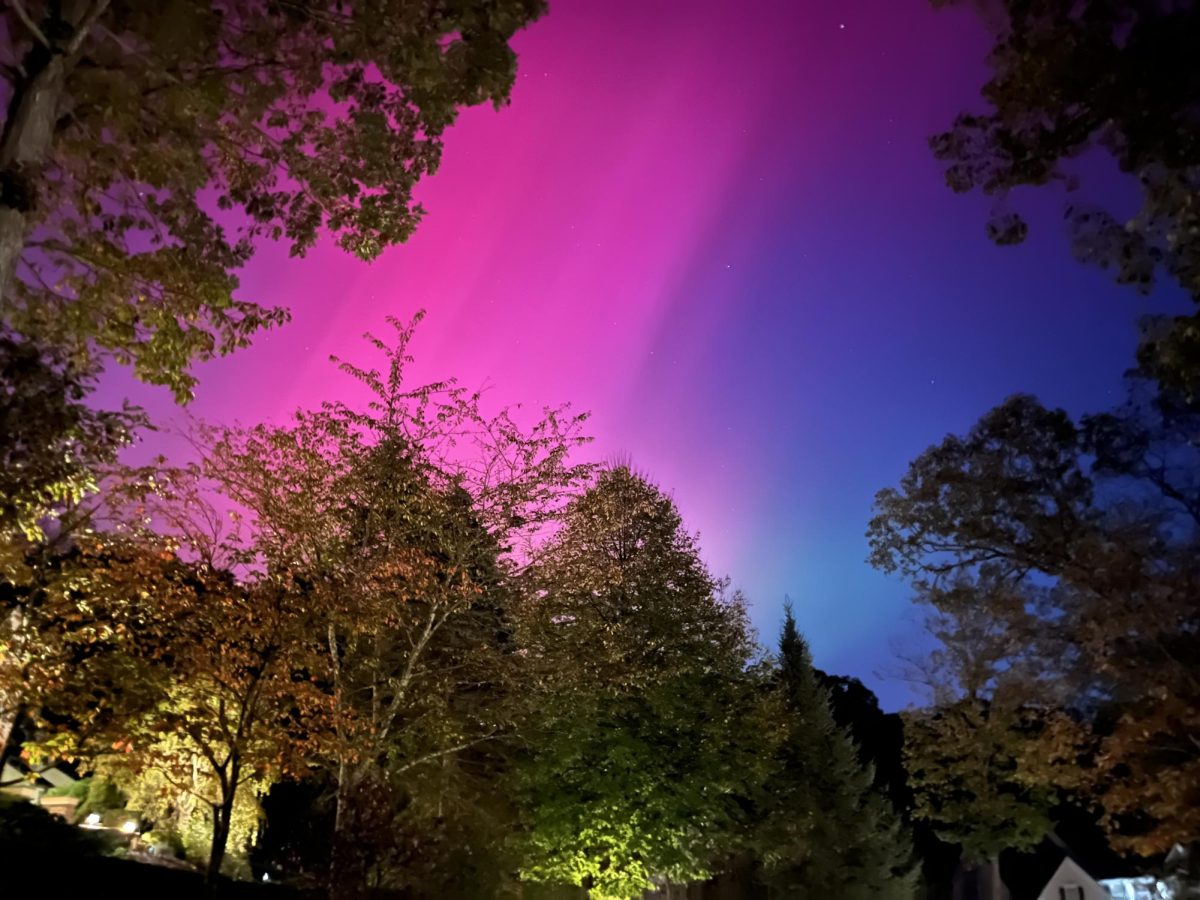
[1,759,77,792]
[1002,840,1148,900]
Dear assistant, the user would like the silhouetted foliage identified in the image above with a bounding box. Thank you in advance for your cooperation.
[753,606,916,899]
[870,385,1200,856]
[932,0,1200,397]
[0,0,546,399]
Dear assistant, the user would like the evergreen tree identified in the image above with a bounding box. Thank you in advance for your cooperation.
[755,604,916,899]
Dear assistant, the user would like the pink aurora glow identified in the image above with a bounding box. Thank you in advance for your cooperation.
[111,0,1153,707]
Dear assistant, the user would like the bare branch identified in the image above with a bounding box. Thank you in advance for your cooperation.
[10,1,50,48]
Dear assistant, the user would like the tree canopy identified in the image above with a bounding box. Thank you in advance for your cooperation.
[931,0,1200,396]
[870,387,1200,856]
[517,466,772,899]
[0,0,545,399]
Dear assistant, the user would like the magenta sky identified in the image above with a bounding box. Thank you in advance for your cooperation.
[118,0,1170,708]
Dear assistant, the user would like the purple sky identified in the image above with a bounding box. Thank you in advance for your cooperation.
[115,0,1180,708]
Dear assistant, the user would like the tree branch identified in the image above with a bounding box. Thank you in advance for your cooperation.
[389,733,499,777]
[65,1,112,59]
[10,1,50,48]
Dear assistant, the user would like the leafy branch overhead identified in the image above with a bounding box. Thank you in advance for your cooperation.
[0,0,546,399]
[931,0,1200,396]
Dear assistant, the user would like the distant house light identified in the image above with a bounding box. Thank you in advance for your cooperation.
[1097,875,1169,899]
[120,820,138,834]
[84,813,101,827]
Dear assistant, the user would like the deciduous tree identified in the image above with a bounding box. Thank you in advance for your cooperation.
[194,316,589,896]
[0,334,141,759]
[1,0,546,399]
[517,466,772,900]
[869,389,1200,856]
[930,0,1200,395]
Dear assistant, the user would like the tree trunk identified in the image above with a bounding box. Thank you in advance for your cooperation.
[328,760,365,900]
[206,755,241,884]
[0,47,65,303]
[207,801,231,884]
[984,857,1006,900]
[0,702,24,779]
[0,1,106,303]
[0,607,30,778]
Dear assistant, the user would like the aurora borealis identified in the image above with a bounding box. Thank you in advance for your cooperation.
[113,0,1179,708]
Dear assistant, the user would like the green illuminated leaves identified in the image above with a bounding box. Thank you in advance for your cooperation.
[517,467,768,898]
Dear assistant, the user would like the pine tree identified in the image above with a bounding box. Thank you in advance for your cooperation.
[755,604,916,899]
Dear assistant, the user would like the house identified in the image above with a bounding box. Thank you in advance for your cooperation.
[1032,857,1110,900]
[0,757,80,817]
[1003,849,1169,900]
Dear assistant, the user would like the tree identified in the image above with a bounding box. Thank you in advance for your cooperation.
[0,335,139,544]
[516,465,773,900]
[1,371,327,882]
[815,669,965,896]
[194,316,589,896]
[753,605,915,899]
[95,569,325,881]
[869,389,1200,856]
[904,699,1078,900]
[0,334,141,759]
[6,497,319,882]
[11,311,587,890]
[102,714,269,877]
[1,534,176,780]
[0,0,546,399]
[930,0,1200,396]
[888,569,1086,899]
[816,670,907,802]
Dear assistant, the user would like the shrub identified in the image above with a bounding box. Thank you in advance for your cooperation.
[0,795,121,861]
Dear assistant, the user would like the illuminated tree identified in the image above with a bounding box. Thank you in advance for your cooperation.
[517,466,772,900]
[100,570,329,880]
[195,316,589,896]
[1,535,171,779]
[0,336,139,543]
[7,508,319,881]
[0,334,142,760]
[101,705,269,877]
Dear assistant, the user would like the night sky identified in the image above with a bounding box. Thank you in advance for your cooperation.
[112,0,1181,709]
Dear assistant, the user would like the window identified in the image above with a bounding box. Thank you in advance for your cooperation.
[1059,887,1085,900]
